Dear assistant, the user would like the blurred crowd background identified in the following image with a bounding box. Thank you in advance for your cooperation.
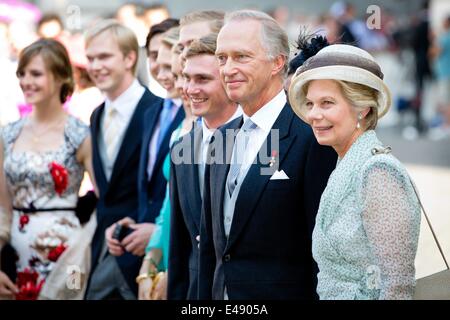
[2,0,450,138]
[0,0,449,278]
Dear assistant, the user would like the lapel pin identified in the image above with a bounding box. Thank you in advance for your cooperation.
[269,150,278,167]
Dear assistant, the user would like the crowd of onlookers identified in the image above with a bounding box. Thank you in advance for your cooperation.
[1,1,449,140]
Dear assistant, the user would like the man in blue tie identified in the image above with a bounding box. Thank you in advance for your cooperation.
[104,26,185,273]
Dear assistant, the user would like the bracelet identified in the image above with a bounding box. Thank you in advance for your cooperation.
[143,256,159,269]
[151,272,165,291]
[135,270,157,284]
[143,255,151,261]
[135,273,150,283]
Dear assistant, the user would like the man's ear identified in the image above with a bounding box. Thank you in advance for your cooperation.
[124,50,137,72]
[271,55,286,76]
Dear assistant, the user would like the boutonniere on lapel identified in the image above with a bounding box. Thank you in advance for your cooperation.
[269,150,278,167]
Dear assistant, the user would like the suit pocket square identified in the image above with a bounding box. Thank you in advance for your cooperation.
[269,169,289,180]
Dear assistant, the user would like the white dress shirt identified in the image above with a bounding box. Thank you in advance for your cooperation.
[99,80,145,180]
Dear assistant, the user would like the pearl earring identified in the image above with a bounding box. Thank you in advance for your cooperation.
[356,113,362,129]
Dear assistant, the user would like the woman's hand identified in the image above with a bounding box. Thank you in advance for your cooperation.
[138,276,154,300]
[151,272,167,300]
[0,270,18,299]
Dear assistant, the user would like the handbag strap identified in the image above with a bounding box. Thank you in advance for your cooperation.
[371,146,450,270]
[409,177,450,270]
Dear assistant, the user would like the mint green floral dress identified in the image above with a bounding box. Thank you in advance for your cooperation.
[312,130,421,300]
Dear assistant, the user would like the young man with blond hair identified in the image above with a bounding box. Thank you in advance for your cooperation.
[84,19,161,300]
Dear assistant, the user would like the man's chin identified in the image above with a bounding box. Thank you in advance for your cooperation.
[182,98,190,107]
[227,92,242,103]
[94,82,111,91]
[191,107,206,118]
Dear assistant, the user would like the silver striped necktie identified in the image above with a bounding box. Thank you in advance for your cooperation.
[227,119,257,197]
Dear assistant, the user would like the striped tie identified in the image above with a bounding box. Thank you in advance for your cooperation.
[103,107,120,161]
[227,119,257,197]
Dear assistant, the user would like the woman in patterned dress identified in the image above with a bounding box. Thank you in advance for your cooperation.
[0,39,95,299]
[289,44,421,299]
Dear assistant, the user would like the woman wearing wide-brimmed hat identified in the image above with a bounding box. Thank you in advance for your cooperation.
[289,44,421,300]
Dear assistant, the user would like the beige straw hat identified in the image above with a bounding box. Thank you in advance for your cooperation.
[289,44,392,122]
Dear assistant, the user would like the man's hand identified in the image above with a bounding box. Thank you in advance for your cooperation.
[105,217,136,256]
[121,223,155,256]
[0,271,18,299]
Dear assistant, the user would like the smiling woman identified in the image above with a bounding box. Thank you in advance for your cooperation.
[289,43,421,300]
[300,79,379,157]
[0,38,95,300]
[17,40,74,107]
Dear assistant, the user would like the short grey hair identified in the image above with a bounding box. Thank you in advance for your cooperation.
[224,10,290,77]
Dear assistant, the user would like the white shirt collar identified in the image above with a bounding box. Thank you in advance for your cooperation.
[229,106,244,123]
[201,106,243,144]
[104,79,145,119]
[242,90,287,133]
[172,98,183,108]
[201,120,215,145]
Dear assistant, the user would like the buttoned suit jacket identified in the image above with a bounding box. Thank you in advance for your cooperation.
[88,88,160,295]
[198,104,337,300]
[137,101,185,223]
[168,124,204,300]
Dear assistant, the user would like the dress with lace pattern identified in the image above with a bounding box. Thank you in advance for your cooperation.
[312,130,421,300]
[1,115,89,297]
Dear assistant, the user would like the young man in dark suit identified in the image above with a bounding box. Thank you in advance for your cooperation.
[84,20,161,300]
[100,22,185,295]
[135,24,185,229]
[167,32,241,300]
[198,10,337,300]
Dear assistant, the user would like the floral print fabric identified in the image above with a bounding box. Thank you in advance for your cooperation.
[312,130,421,300]
[1,115,89,298]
